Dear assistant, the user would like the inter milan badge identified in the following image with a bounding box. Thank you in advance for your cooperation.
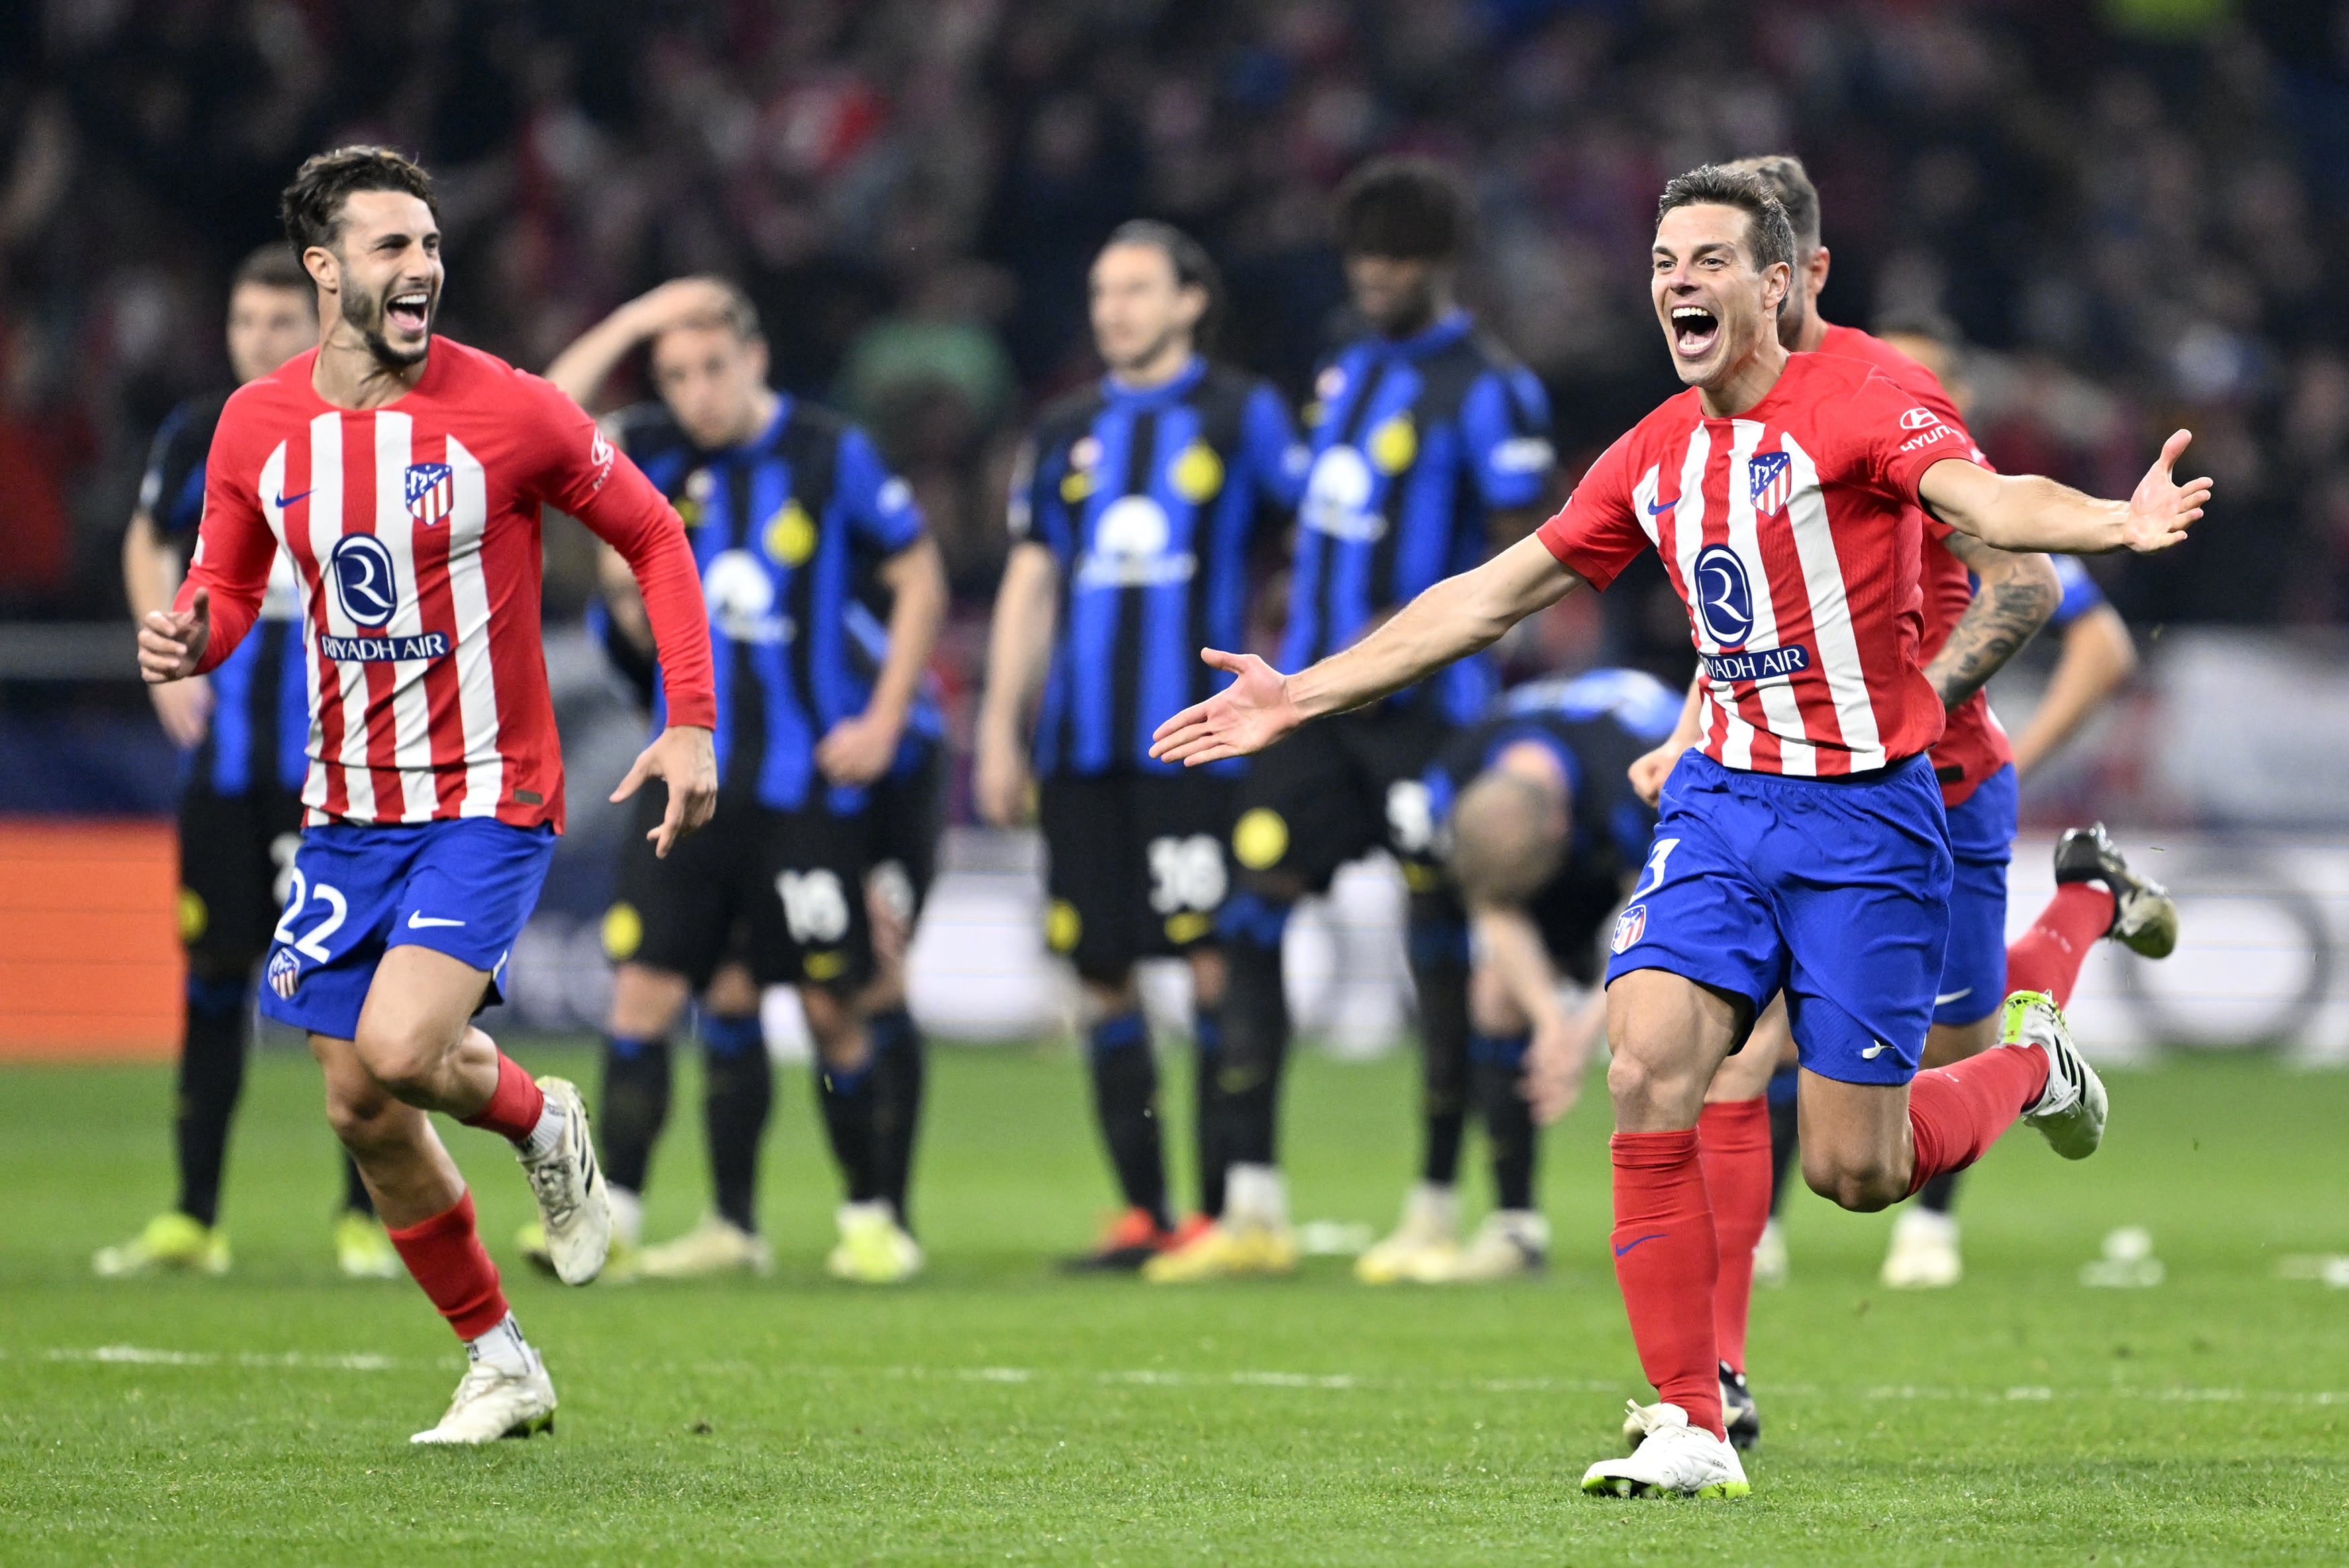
[405,461,455,525]
[265,945,303,1000]
[1748,451,1792,517]
[1610,904,1648,955]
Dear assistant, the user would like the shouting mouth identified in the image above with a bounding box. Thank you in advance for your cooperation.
[1670,303,1719,360]
[386,289,430,336]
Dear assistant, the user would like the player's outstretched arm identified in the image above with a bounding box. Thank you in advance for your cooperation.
[817,535,948,786]
[1150,533,1583,766]
[973,541,1059,826]
[1924,534,2061,711]
[1919,430,2212,556]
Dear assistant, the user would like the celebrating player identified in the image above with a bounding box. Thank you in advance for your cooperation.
[1366,668,1682,1282]
[1151,158,1556,1284]
[99,246,399,1283]
[978,221,1300,1269]
[1150,164,2209,1497]
[138,147,718,1443]
[541,277,948,1285]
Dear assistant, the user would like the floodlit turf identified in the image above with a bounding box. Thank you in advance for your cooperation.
[3,1042,2347,1565]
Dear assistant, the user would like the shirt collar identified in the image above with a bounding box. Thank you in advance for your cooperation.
[1102,356,1207,405]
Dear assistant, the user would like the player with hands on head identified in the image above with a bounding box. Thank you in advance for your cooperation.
[538,274,949,1286]
[142,146,717,1445]
[1152,163,2207,1500]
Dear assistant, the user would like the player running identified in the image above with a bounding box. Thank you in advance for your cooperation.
[537,276,947,1285]
[99,246,400,1283]
[138,147,717,1443]
[1150,158,1556,1283]
[977,221,1301,1269]
[1150,164,2209,1498]
[1363,668,1683,1283]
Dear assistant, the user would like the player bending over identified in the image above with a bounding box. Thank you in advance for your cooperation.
[1151,164,2208,1499]
[540,276,948,1285]
[1152,158,1556,1284]
[101,244,402,1283]
[139,148,717,1443]
[978,221,1299,1270]
[1361,668,1682,1282]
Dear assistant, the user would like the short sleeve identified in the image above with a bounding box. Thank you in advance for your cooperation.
[1460,367,1555,509]
[1241,383,1309,511]
[836,425,923,554]
[2048,554,2107,628]
[1008,426,1077,564]
[141,407,211,538]
[1534,430,1646,590]
[1833,365,1985,507]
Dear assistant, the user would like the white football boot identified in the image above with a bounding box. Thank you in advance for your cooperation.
[1584,1401,1750,1498]
[517,1076,611,1286]
[638,1214,773,1279]
[411,1345,557,1445]
[2053,823,2178,959]
[1881,1207,1963,1289]
[1356,1183,1458,1284]
[1418,1210,1547,1282]
[1750,1218,1789,1288]
[2005,991,2107,1160]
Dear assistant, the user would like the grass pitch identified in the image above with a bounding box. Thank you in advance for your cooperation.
[3,1041,2346,1565]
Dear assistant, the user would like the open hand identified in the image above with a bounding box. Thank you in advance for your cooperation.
[1148,649,1303,766]
[612,724,717,857]
[138,588,211,684]
[2121,430,2213,553]
[1525,1002,1604,1126]
[816,710,902,786]
[972,728,1034,827]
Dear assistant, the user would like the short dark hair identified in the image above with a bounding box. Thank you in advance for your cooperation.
[1334,157,1473,262]
[280,146,439,256]
[1100,219,1223,350]
[1726,155,1820,252]
[1656,164,1796,277]
[231,242,313,297]
[662,276,762,344]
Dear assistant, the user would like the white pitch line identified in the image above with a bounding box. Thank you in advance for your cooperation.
[40,1345,409,1371]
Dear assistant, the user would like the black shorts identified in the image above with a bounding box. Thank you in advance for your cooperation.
[177,784,305,971]
[865,743,946,935]
[1039,770,1236,981]
[1231,707,1455,897]
[605,784,879,993]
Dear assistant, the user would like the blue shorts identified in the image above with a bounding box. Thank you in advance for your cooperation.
[1606,751,1953,1086]
[1934,764,2016,1027]
[258,819,557,1041]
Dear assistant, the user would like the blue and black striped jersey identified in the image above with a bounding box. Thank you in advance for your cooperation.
[615,395,940,814]
[1284,312,1554,725]
[139,390,307,799]
[1011,358,1303,776]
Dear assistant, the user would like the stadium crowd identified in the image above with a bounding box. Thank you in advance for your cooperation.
[5,0,2345,642]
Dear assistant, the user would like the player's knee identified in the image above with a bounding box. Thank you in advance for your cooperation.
[1801,1148,1905,1212]
[798,986,868,1071]
[322,1074,401,1152]
[351,1019,450,1103]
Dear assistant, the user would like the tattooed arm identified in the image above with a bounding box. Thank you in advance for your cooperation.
[1922,533,2061,711]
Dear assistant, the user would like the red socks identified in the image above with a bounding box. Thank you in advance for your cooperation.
[1697,1098,1772,1377]
[1610,1130,1723,1439]
[461,1051,546,1143]
[2005,883,2114,1006]
[386,1190,508,1340]
[1904,1044,2050,1196]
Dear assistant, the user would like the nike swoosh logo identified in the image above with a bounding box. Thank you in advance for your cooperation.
[1861,1042,1889,1059]
[407,913,466,929]
[1646,497,1679,515]
[1614,1233,1668,1257]
[273,488,311,509]
[1934,988,1972,1006]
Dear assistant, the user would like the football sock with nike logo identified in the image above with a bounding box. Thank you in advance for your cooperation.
[1697,1096,1772,1377]
[1610,1128,1724,1438]
[1904,1043,2050,1196]
[2005,883,2115,1007]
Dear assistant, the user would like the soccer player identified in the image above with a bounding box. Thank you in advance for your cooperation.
[542,276,948,1284]
[1150,158,1556,1283]
[138,147,718,1443]
[1366,668,1683,1282]
[977,221,1301,1269]
[98,246,401,1283]
[1150,164,2208,1497]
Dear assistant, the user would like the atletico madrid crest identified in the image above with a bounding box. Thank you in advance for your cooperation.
[1749,451,1793,517]
[405,462,455,525]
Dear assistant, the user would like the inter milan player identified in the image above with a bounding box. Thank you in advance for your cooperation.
[1370,668,1681,1282]
[977,222,1300,1269]
[542,277,947,1284]
[99,246,399,1283]
[1151,165,2209,1496]
[139,147,717,1443]
[1150,158,1556,1284]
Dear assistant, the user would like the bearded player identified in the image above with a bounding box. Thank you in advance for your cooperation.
[138,147,717,1445]
[1152,164,2209,1498]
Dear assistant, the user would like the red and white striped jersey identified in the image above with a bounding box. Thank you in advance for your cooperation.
[1538,352,1983,776]
[1814,324,2008,806]
[177,337,715,831]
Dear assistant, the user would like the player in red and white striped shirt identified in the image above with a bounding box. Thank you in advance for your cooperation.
[140,147,718,1445]
[1152,164,2210,1498]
